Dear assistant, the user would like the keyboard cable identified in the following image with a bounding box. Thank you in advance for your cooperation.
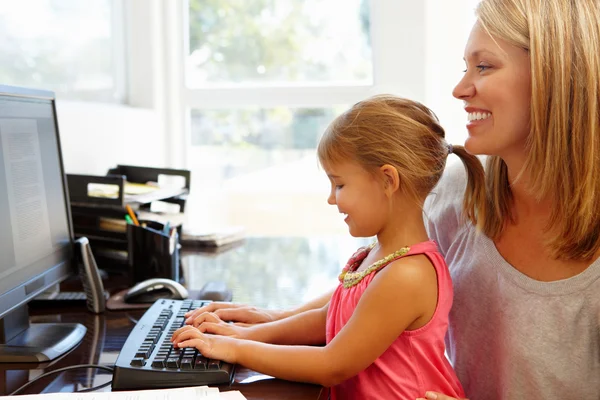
[76,379,113,393]
[8,364,114,396]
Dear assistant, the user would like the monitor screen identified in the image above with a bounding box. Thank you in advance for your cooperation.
[0,85,85,363]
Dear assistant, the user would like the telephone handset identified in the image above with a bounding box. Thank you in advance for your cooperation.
[74,237,106,314]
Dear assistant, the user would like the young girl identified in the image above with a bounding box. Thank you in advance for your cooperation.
[171,95,486,399]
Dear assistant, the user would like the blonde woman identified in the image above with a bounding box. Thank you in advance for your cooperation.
[420,0,600,398]
[185,1,600,398]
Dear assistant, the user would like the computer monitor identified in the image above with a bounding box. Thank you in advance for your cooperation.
[0,84,86,363]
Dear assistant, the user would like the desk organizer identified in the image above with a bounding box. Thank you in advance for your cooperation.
[127,220,180,285]
[67,165,190,274]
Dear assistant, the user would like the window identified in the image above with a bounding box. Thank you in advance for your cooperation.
[0,0,126,102]
[186,0,372,86]
[174,0,387,235]
[162,1,478,235]
[188,105,348,236]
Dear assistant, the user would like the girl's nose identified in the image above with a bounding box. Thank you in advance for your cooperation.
[327,191,336,205]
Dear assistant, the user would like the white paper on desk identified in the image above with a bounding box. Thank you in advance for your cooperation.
[219,391,247,400]
[1,385,220,400]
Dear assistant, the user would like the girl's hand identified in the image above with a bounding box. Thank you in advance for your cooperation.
[416,392,468,400]
[188,311,250,339]
[170,325,238,364]
[184,302,281,325]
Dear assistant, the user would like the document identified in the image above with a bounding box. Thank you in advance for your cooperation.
[0,118,53,270]
[0,386,225,400]
[219,391,247,400]
[0,387,248,400]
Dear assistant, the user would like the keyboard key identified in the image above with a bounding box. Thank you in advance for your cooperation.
[130,358,146,367]
[207,360,221,370]
[194,356,207,370]
[181,357,194,369]
[166,357,180,368]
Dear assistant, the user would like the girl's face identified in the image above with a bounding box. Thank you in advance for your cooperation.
[453,22,531,161]
[324,160,389,238]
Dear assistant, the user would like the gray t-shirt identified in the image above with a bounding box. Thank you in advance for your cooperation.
[424,161,600,399]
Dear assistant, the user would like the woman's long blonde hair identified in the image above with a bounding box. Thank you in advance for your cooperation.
[317,95,487,227]
[476,0,600,261]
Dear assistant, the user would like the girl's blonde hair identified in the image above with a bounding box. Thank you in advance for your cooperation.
[318,95,487,227]
[476,0,600,260]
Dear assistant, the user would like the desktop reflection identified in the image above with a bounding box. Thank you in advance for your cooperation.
[7,236,368,398]
[0,313,114,395]
[182,235,372,310]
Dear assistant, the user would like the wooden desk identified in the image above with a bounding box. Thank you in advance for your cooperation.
[1,236,369,399]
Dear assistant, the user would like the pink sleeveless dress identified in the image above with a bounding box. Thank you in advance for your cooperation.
[326,240,465,399]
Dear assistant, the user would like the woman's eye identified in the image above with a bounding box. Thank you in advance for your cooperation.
[463,64,491,73]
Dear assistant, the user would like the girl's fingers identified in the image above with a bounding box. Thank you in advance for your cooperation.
[172,325,196,339]
[171,326,202,343]
[191,311,222,327]
[177,338,207,351]
[197,321,235,336]
[184,302,241,320]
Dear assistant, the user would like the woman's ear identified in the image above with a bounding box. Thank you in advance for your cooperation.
[379,164,400,195]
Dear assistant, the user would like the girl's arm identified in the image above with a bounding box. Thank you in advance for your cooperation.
[173,255,438,387]
[184,288,336,325]
[278,288,335,319]
[194,303,330,345]
[417,393,466,400]
[237,304,329,345]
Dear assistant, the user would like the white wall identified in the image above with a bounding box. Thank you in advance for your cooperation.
[54,0,168,177]
[425,0,479,146]
[56,101,166,175]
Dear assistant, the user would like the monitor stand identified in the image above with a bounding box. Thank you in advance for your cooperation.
[0,305,86,363]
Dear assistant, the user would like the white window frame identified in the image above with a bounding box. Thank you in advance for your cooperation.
[124,0,480,167]
[128,0,428,169]
[108,0,128,103]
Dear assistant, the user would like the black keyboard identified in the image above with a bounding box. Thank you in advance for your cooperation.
[112,299,235,391]
[30,290,109,305]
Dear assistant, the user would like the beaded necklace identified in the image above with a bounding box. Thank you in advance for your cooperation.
[339,243,411,288]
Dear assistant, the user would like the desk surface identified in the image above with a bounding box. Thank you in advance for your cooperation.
[1,236,370,399]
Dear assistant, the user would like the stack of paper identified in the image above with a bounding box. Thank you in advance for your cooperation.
[180,225,246,247]
[1,386,247,400]
[86,181,188,205]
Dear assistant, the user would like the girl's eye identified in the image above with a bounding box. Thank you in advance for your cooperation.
[335,185,344,190]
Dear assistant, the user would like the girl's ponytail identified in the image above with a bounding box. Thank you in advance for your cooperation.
[449,144,487,229]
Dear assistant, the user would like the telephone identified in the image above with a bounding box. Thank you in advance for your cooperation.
[75,237,106,314]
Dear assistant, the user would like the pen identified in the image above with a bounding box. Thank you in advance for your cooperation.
[124,214,133,224]
[125,204,140,226]
[169,226,178,254]
[163,221,171,235]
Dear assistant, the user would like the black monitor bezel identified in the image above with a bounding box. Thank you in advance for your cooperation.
[0,84,76,319]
